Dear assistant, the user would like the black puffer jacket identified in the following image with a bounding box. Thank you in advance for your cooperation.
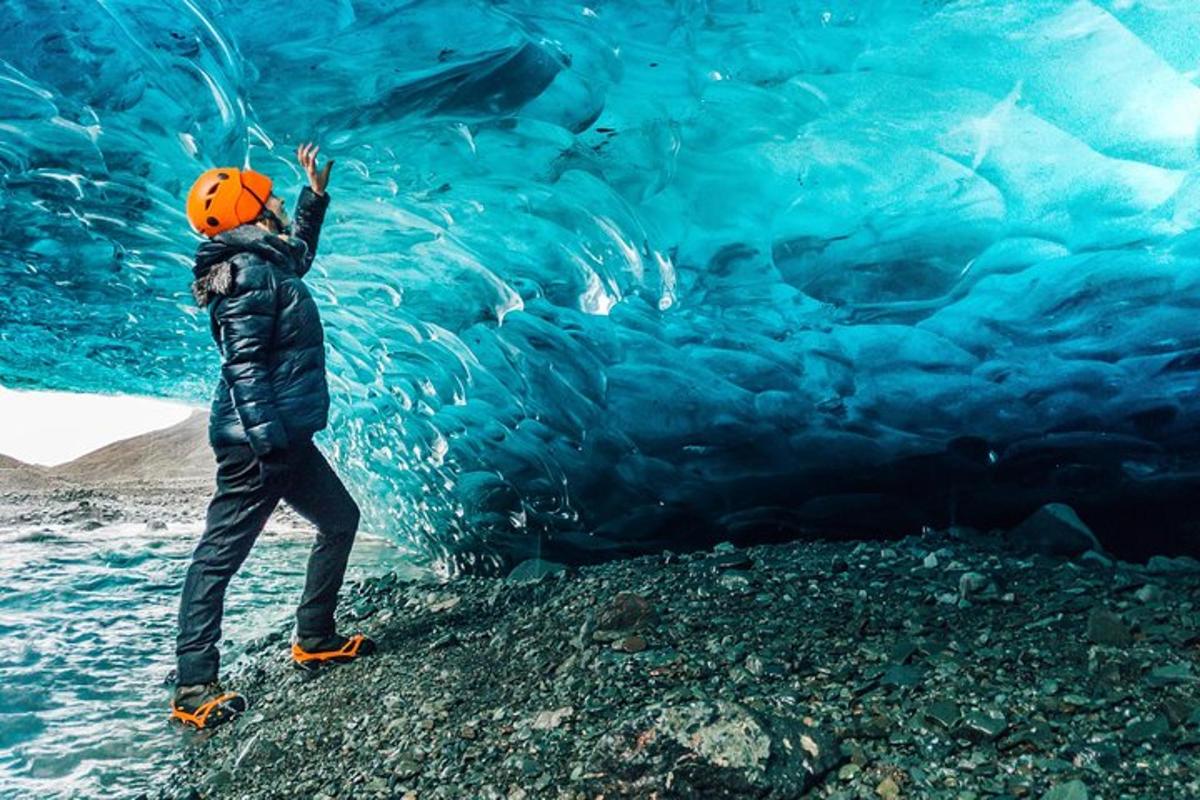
[191,187,332,457]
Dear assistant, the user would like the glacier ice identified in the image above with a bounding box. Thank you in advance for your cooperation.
[3,0,1200,568]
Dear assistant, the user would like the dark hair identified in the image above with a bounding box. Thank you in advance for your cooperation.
[254,195,285,232]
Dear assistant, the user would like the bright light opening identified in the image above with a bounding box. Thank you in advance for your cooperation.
[0,386,198,467]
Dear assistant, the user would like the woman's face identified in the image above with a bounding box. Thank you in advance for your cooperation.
[266,194,290,229]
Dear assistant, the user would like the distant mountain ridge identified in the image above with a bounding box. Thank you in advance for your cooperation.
[0,452,41,471]
[51,410,214,484]
[0,410,213,487]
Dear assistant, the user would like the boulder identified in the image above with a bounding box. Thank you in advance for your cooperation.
[506,558,567,582]
[614,701,843,798]
[1007,504,1101,557]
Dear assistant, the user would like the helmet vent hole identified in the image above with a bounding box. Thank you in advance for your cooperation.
[204,198,212,209]
[217,172,230,180]
[206,216,220,227]
[206,184,219,195]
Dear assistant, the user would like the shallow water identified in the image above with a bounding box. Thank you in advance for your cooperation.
[0,521,418,799]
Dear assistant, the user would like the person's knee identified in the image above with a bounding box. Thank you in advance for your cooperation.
[324,498,359,539]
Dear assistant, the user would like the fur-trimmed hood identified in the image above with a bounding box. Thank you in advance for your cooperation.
[191,225,309,306]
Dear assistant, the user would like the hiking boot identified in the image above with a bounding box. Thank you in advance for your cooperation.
[169,682,248,730]
[292,633,377,671]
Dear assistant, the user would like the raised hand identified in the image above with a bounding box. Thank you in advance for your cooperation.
[296,142,334,196]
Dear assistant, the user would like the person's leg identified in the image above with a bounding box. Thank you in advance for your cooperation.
[281,438,361,641]
[176,444,281,686]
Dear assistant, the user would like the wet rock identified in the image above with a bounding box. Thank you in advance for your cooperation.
[530,706,573,730]
[959,571,992,598]
[427,595,461,613]
[650,701,842,796]
[146,519,168,531]
[958,711,1008,742]
[924,700,961,729]
[506,559,567,582]
[613,634,647,654]
[595,592,654,631]
[1145,555,1200,575]
[231,734,284,771]
[1086,608,1132,647]
[1124,713,1169,742]
[708,551,754,571]
[1163,696,1198,727]
[658,701,770,772]
[1007,503,1100,557]
[876,776,901,799]
[1146,662,1198,687]
[1134,584,1163,603]
[881,664,924,688]
[1042,779,1089,800]
[1079,550,1112,569]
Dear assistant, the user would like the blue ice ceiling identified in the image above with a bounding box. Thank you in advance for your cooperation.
[4,0,1200,567]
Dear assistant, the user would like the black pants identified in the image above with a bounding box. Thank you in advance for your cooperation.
[175,438,360,686]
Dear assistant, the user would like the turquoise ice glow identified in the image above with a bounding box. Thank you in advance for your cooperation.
[4,1,1200,566]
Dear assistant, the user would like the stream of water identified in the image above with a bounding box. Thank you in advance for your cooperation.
[0,521,416,799]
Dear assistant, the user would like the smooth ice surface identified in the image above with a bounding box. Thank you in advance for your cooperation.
[4,1,1200,566]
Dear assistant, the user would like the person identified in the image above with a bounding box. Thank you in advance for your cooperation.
[171,144,375,730]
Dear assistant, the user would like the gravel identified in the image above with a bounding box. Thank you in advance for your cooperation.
[155,527,1200,799]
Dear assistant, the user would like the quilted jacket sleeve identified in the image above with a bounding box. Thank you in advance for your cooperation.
[291,186,331,278]
[214,259,289,456]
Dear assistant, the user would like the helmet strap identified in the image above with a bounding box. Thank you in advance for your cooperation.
[244,186,291,236]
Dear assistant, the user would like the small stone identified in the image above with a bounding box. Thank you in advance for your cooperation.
[1146,555,1200,575]
[1079,549,1113,569]
[1042,779,1089,800]
[876,776,900,799]
[831,556,849,574]
[709,552,754,570]
[1086,608,1132,647]
[1134,584,1163,603]
[838,763,861,781]
[531,706,573,730]
[958,711,1007,741]
[427,595,461,613]
[923,552,939,569]
[926,700,961,729]
[881,664,924,687]
[1163,696,1198,727]
[713,541,737,554]
[1124,714,1169,742]
[613,634,647,654]
[1146,662,1198,687]
[959,572,988,596]
[429,632,459,650]
[146,519,168,531]
[596,593,654,631]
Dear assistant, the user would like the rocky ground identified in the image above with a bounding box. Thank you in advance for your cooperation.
[0,483,311,531]
[158,515,1200,800]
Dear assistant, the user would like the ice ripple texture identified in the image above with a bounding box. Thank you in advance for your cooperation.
[4,0,1200,568]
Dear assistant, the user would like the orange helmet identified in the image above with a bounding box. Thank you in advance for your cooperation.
[185,167,274,237]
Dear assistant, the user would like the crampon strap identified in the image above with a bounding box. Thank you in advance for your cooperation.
[292,633,368,664]
[169,692,240,729]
